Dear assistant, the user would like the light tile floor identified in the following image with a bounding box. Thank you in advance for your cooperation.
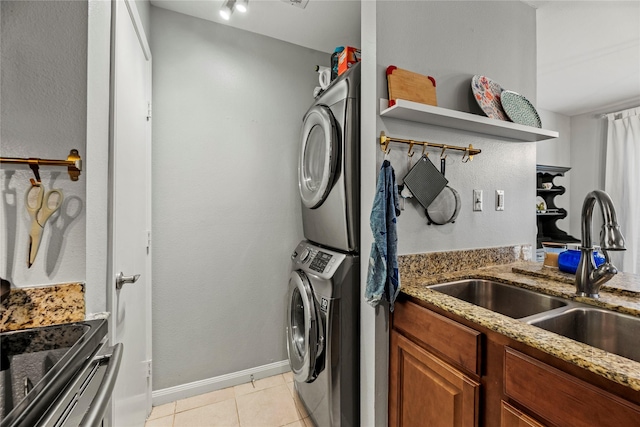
[145,372,315,427]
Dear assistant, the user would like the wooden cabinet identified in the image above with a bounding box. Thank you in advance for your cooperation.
[504,348,640,427]
[389,331,480,427]
[392,298,481,374]
[501,401,546,427]
[390,299,481,426]
[391,298,640,427]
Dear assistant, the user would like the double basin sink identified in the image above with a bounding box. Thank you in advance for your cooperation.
[428,279,640,363]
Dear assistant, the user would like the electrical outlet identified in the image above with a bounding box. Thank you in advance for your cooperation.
[496,190,505,211]
[473,189,483,211]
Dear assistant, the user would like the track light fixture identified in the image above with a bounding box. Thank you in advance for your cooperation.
[236,0,248,13]
[219,0,234,20]
[219,0,248,20]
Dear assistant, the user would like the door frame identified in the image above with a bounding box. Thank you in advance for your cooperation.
[85,0,111,315]
[106,0,153,420]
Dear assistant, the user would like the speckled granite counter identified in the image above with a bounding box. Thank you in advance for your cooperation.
[513,262,640,296]
[0,283,85,332]
[400,260,640,392]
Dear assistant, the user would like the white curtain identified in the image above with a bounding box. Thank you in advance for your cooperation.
[605,106,640,274]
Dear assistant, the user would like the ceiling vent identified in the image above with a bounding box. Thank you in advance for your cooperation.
[281,0,309,9]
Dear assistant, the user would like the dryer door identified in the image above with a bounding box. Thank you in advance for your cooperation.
[286,270,320,383]
[298,105,339,209]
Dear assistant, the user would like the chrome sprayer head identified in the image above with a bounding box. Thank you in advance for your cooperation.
[600,222,626,251]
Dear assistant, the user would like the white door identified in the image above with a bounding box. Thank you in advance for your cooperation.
[109,1,152,425]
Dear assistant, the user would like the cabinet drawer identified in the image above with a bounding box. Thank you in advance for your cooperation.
[501,401,546,427]
[504,347,640,427]
[393,299,481,374]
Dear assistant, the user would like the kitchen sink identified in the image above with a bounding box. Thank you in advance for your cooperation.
[427,278,640,364]
[528,308,640,363]
[427,279,568,319]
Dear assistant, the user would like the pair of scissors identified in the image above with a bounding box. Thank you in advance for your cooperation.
[26,183,64,268]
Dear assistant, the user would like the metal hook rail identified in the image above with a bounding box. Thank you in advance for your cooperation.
[0,149,82,181]
[380,131,481,162]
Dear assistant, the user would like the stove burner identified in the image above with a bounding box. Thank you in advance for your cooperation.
[0,321,102,426]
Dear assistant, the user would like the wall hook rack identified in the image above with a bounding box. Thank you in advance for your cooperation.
[0,149,82,181]
[379,131,481,162]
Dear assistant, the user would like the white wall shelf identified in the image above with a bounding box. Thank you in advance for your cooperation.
[379,99,559,142]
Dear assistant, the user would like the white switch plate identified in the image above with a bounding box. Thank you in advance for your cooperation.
[496,190,505,211]
[473,189,483,211]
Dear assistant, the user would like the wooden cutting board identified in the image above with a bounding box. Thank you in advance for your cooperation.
[387,66,437,108]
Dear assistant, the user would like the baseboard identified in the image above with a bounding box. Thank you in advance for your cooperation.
[151,360,291,406]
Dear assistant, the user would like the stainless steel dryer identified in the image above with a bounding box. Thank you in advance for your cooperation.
[298,64,360,253]
[286,241,359,427]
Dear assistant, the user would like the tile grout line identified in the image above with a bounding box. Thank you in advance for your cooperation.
[234,391,241,427]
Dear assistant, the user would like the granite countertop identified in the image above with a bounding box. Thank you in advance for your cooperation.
[0,283,85,332]
[400,261,640,392]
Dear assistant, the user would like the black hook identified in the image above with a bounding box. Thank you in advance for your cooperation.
[28,163,41,185]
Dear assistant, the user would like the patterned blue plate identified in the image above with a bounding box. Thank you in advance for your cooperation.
[500,90,542,128]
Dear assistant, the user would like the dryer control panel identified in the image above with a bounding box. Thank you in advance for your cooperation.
[292,241,347,278]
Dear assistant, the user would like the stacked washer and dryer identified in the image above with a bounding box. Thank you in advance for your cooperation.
[286,63,360,427]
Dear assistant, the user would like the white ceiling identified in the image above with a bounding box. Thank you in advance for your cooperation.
[151,0,640,117]
[150,0,361,53]
[535,1,640,116]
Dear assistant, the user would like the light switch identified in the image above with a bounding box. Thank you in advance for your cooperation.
[473,189,483,211]
[496,190,505,211]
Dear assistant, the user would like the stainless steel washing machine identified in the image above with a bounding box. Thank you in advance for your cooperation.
[286,241,359,427]
[298,64,360,253]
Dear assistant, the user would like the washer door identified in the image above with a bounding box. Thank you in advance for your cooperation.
[286,271,320,383]
[298,105,339,209]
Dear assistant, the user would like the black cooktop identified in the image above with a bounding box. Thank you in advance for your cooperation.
[0,319,107,427]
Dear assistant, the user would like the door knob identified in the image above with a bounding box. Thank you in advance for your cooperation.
[116,272,140,290]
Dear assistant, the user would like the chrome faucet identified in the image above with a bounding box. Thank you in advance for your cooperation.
[576,190,626,298]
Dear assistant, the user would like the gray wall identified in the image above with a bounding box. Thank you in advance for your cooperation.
[567,111,607,240]
[150,6,329,390]
[376,1,538,255]
[1,1,87,289]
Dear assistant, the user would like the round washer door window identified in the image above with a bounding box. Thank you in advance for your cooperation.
[286,271,319,383]
[299,105,339,209]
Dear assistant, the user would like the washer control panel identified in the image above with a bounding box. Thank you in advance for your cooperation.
[309,251,333,273]
[292,241,346,277]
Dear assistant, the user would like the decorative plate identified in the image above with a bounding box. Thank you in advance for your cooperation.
[471,75,508,121]
[501,90,542,128]
[536,196,547,213]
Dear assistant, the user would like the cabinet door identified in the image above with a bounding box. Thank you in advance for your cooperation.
[389,331,480,427]
[501,401,546,427]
